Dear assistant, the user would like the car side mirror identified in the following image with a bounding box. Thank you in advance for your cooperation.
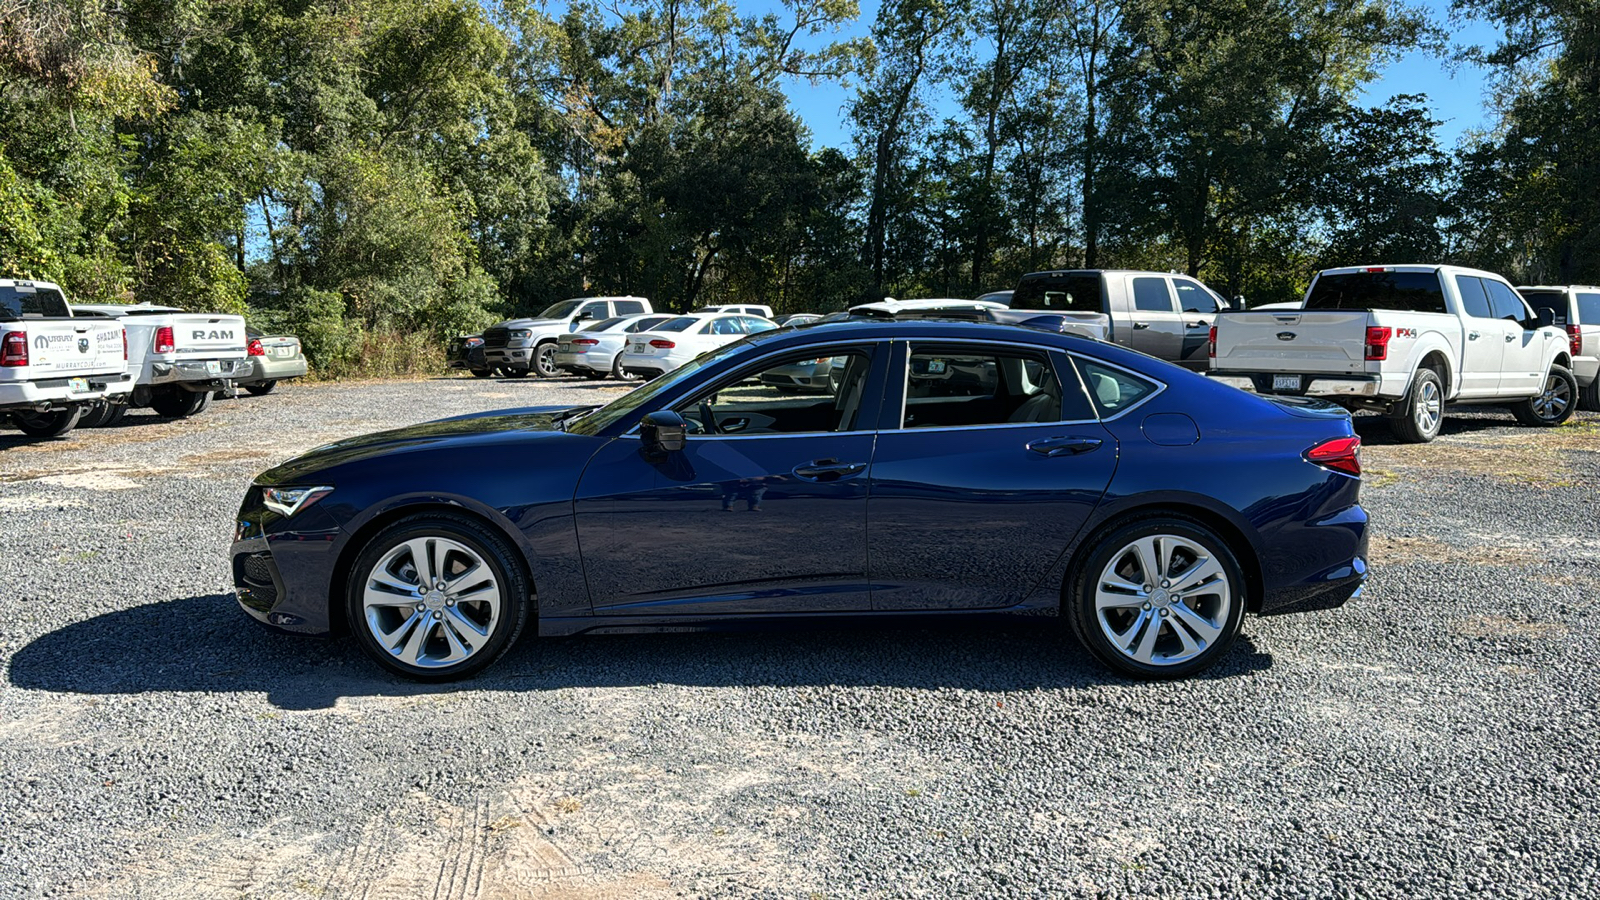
[640,410,687,457]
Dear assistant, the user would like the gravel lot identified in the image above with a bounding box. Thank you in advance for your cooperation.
[1,376,1597,899]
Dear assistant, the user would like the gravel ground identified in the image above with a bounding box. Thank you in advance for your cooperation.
[0,376,1597,899]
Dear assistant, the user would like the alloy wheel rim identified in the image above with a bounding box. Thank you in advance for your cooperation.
[1094,534,1233,666]
[537,345,558,376]
[1416,380,1442,434]
[362,536,501,669]
[1532,374,1569,420]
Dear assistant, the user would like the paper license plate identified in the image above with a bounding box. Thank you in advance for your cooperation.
[68,377,89,394]
[1272,374,1301,391]
[559,343,571,352]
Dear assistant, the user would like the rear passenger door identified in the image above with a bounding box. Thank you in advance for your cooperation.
[866,342,1117,611]
[1123,276,1184,362]
[1484,279,1548,395]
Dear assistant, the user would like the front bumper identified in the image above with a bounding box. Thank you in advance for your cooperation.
[484,344,533,365]
[231,488,344,634]
[0,372,133,410]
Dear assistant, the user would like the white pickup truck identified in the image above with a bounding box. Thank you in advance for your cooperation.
[73,303,248,420]
[0,279,133,438]
[1208,265,1577,442]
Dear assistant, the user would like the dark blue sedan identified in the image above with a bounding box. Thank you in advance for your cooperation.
[231,320,1368,681]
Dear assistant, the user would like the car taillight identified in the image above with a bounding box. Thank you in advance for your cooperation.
[122,329,127,360]
[1364,326,1391,361]
[1305,435,1362,477]
[649,339,676,349]
[1208,325,1217,359]
[248,338,265,356]
[154,326,175,354]
[1,331,27,367]
[1568,324,1581,356]
[572,338,600,346]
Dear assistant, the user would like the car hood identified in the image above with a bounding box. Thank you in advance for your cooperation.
[493,317,566,330]
[257,406,575,484]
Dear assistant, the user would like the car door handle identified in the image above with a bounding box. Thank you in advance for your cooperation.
[1026,436,1104,457]
[1187,320,1209,328]
[1131,322,1150,330]
[1504,334,1515,342]
[792,459,867,482]
[1467,331,1480,340]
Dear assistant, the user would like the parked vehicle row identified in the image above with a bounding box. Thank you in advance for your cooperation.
[1,279,307,441]
[483,296,652,378]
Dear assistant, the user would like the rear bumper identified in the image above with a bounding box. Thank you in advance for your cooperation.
[621,357,672,378]
[148,357,246,389]
[238,356,308,384]
[1574,355,1598,386]
[1208,371,1387,399]
[0,372,133,410]
[554,350,609,372]
[1258,501,1369,616]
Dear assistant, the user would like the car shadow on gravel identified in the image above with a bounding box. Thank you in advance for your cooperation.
[1350,410,1516,445]
[8,594,1274,710]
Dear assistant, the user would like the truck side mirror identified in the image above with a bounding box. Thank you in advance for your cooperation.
[640,410,687,457]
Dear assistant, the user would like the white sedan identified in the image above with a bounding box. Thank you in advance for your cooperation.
[618,312,777,379]
[552,313,674,379]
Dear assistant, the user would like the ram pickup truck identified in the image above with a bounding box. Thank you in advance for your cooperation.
[483,296,653,377]
[0,279,133,438]
[1011,269,1233,370]
[1209,265,1576,442]
[73,303,248,419]
[1517,284,1600,411]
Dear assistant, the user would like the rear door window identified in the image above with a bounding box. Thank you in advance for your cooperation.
[1131,277,1177,312]
[1305,271,1447,313]
[1172,278,1220,314]
[1455,276,1494,319]
[614,299,647,315]
[899,346,1089,428]
[0,284,70,320]
[1484,280,1531,323]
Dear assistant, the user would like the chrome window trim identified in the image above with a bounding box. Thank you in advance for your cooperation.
[1065,351,1169,422]
[893,338,1098,431]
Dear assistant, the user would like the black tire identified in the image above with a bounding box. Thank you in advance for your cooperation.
[148,388,210,418]
[77,402,114,429]
[1066,517,1247,679]
[12,407,83,438]
[532,342,560,378]
[245,380,277,396]
[470,368,493,378]
[1582,373,1600,412]
[501,367,530,378]
[345,514,531,681]
[611,352,638,382]
[1511,365,1578,427]
[100,404,126,427]
[1387,367,1444,443]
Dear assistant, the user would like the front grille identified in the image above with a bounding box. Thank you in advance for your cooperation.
[482,328,510,349]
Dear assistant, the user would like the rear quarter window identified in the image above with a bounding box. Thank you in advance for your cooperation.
[1305,271,1447,313]
[1577,293,1600,325]
[1073,358,1159,417]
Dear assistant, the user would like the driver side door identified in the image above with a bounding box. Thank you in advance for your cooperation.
[573,343,888,616]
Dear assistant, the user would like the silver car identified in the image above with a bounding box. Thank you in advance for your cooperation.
[552,313,674,379]
[235,328,308,396]
[758,354,847,394]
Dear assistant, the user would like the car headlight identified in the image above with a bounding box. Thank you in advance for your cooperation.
[261,485,334,517]
[509,330,531,339]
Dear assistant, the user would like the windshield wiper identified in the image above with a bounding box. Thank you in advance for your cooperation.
[552,405,600,431]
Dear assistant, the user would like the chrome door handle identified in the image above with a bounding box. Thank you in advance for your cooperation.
[1027,436,1104,457]
[1186,321,1209,328]
[1131,322,1150,330]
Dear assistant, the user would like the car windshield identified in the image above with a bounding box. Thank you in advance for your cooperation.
[537,300,583,319]
[1304,271,1446,313]
[582,317,624,332]
[566,339,751,436]
[651,316,699,332]
[0,284,70,320]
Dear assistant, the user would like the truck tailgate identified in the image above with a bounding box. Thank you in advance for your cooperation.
[0,319,126,379]
[170,315,247,358]
[1213,311,1370,374]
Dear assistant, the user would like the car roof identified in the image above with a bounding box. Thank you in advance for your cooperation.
[0,278,64,291]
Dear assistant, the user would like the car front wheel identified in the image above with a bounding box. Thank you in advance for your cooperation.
[345,514,530,681]
[533,343,560,378]
[1068,518,1246,679]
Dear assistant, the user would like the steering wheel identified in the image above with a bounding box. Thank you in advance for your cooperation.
[698,400,721,434]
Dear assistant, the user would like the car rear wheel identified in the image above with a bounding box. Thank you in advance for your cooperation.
[1388,367,1443,443]
[533,342,560,378]
[149,387,210,418]
[246,380,277,396]
[1511,366,1577,427]
[611,352,638,381]
[346,514,530,681]
[1068,518,1246,679]
[12,407,83,438]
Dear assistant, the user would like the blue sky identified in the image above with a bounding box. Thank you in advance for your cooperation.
[775,0,1503,151]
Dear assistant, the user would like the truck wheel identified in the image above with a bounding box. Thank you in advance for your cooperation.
[78,402,126,428]
[1511,365,1577,427]
[533,342,560,378]
[246,380,278,396]
[1582,374,1600,412]
[12,407,83,438]
[469,368,493,378]
[1388,368,1444,443]
[149,388,209,418]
